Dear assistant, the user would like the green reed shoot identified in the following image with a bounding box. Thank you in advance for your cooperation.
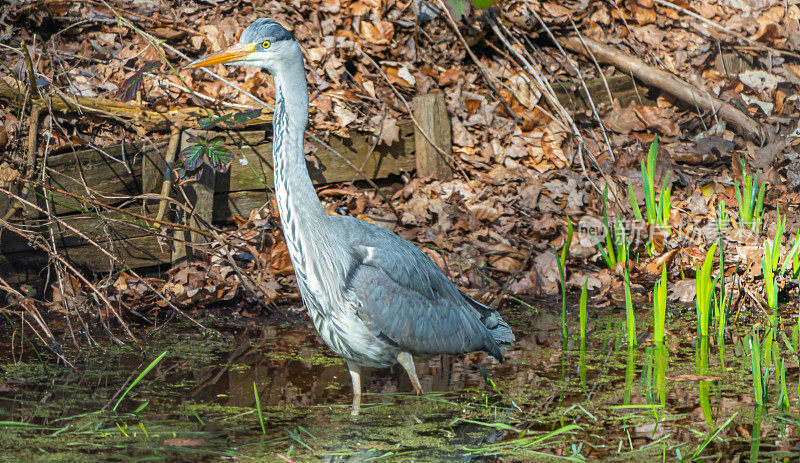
[749,328,765,406]
[593,186,630,269]
[696,242,718,337]
[777,356,790,414]
[623,264,636,346]
[112,350,168,413]
[579,278,588,341]
[697,336,712,426]
[629,135,671,229]
[254,382,265,435]
[557,217,573,341]
[785,233,800,279]
[715,203,728,342]
[734,158,766,234]
[690,412,737,460]
[762,208,783,312]
[653,264,667,345]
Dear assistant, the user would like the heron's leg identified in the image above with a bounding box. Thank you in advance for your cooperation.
[396,352,423,395]
[346,360,362,416]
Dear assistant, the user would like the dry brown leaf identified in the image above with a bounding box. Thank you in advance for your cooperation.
[489,256,523,273]
[333,102,357,126]
[628,0,656,25]
[542,3,571,19]
[421,247,446,271]
[644,248,678,275]
[350,1,371,15]
[0,162,19,185]
[438,67,461,86]
[468,203,502,222]
[604,103,646,134]
[371,115,400,146]
[270,240,294,275]
[320,0,340,13]
[385,66,415,87]
[634,106,680,137]
[360,21,394,45]
[306,46,327,63]
[0,126,8,149]
[465,98,482,115]
[325,88,361,102]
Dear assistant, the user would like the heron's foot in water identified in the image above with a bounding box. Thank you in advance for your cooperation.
[397,351,423,395]
[347,360,362,416]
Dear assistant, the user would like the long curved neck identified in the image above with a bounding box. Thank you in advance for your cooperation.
[271,53,327,251]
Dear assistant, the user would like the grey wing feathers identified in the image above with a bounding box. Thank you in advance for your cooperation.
[332,216,513,360]
[461,292,515,345]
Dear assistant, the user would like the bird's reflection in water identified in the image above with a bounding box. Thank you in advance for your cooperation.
[184,324,516,461]
[189,326,504,409]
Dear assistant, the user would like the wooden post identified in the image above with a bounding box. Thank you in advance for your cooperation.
[412,93,453,180]
[172,130,216,264]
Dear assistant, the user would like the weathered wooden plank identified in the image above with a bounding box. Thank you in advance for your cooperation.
[0,81,274,132]
[413,93,453,180]
[58,235,171,271]
[3,213,155,255]
[212,190,270,223]
[142,142,167,195]
[186,121,416,194]
[42,142,167,215]
[37,121,415,219]
[5,120,419,270]
[1,235,170,275]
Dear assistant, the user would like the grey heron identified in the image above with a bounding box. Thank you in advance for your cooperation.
[187,19,514,415]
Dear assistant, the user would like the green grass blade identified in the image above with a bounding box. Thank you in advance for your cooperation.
[629,184,643,221]
[696,243,718,337]
[654,264,667,345]
[254,382,266,436]
[750,330,763,405]
[691,412,738,459]
[579,278,588,340]
[112,350,168,413]
[624,266,636,346]
[559,218,574,341]
[0,421,40,428]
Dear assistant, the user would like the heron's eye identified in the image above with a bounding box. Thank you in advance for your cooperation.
[262,40,271,49]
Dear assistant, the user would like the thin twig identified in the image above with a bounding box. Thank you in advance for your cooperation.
[433,0,519,124]
[0,217,136,342]
[22,178,253,255]
[20,40,39,100]
[523,3,616,161]
[0,187,212,332]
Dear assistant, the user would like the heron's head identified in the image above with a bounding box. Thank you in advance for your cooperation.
[186,19,299,73]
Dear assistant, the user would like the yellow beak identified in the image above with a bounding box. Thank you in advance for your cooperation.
[186,42,257,68]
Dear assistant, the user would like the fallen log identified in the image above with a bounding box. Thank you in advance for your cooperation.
[0,79,273,133]
[559,36,765,143]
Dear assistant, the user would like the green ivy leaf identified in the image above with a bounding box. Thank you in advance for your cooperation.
[230,108,262,124]
[178,136,206,172]
[206,140,233,173]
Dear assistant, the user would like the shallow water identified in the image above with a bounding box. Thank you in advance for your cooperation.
[1,306,799,461]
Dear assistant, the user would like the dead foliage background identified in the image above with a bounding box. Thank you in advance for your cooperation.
[1,0,800,352]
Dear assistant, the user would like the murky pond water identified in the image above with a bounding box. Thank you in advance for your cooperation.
[1,305,799,461]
